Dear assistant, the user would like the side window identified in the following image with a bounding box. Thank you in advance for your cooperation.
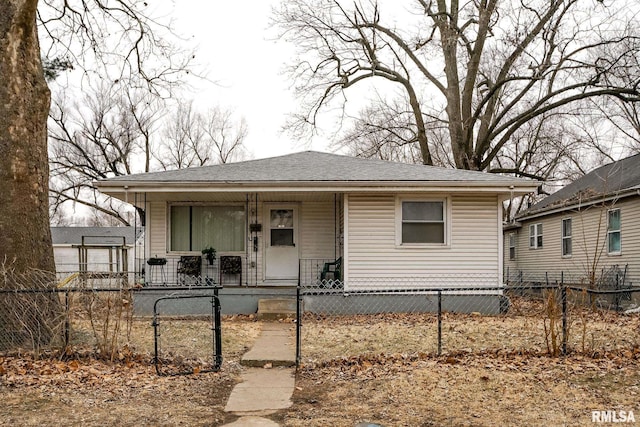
[607,209,621,254]
[562,218,572,257]
[509,233,516,260]
[529,223,543,249]
[399,200,446,244]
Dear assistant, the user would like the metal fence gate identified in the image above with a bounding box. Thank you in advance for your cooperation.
[152,294,222,376]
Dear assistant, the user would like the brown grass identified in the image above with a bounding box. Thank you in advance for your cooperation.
[1,307,639,427]
[287,354,640,426]
[0,316,264,427]
[299,301,640,363]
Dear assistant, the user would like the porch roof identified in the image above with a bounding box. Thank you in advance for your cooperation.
[96,151,537,195]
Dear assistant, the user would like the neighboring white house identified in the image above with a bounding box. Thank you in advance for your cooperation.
[504,153,640,289]
[52,226,143,278]
[95,151,537,292]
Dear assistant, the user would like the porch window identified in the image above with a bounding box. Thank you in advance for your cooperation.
[170,205,245,252]
[400,200,445,244]
[529,223,543,249]
[561,218,572,257]
[607,208,621,254]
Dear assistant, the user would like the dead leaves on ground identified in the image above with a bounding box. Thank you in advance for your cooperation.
[298,347,640,384]
[0,352,228,391]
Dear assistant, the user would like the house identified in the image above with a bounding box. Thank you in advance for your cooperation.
[52,226,143,278]
[96,151,537,312]
[504,153,640,292]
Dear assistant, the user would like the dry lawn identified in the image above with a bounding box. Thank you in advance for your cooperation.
[290,303,639,426]
[288,353,640,426]
[300,301,640,362]
[1,309,639,427]
[0,316,264,427]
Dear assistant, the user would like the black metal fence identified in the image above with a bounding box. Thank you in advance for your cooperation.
[152,294,222,376]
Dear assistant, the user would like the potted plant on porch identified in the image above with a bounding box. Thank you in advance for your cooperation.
[201,246,217,265]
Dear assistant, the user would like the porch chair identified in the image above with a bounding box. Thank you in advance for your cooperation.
[320,257,342,287]
[177,255,202,285]
[219,255,242,286]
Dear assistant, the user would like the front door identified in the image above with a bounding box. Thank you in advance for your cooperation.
[265,205,299,280]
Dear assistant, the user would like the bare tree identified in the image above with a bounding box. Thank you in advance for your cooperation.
[48,83,161,225]
[204,107,249,164]
[49,91,249,225]
[273,0,640,175]
[0,0,61,350]
[37,0,194,97]
[3,0,197,277]
[0,0,54,274]
[157,102,248,170]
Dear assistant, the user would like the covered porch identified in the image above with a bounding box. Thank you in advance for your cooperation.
[135,191,344,288]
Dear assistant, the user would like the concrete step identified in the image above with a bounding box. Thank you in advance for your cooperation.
[257,298,297,320]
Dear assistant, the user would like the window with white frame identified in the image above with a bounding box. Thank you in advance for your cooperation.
[607,208,621,254]
[399,200,446,244]
[170,205,245,252]
[529,223,543,249]
[509,233,516,260]
[561,218,572,257]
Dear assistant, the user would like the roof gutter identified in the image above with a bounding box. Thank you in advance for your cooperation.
[95,180,538,193]
[517,188,640,222]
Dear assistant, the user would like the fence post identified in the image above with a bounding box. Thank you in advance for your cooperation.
[64,290,70,348]
[519,270,523,288]
[615,272,620,311]
[437,290,442,356]
[213,290,222,369]
[561,272,567,356]
[296,284,301,368]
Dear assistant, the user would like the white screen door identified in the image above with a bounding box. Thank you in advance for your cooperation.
[264,206,299,280]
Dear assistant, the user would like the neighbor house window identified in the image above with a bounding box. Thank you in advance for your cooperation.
[400,200,446,244]
[562,218,572,257]
[529,223,543,249]
[509,233,516,260]
[607,208,621,254]
[170,205,245,252]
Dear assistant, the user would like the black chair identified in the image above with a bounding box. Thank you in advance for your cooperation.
[177,255,202,285]
[219,255,242,286]
[320,257,342,283]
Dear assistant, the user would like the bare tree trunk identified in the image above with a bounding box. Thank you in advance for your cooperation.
[0,0,54,275]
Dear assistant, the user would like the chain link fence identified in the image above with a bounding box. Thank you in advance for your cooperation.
[296,273,640,366]
[3,263,639,374]
[0,266,224,377]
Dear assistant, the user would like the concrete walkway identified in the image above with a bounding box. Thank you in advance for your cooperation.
[223,322,296,426]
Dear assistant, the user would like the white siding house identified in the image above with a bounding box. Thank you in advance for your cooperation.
[51,227,142,278]
[96,151,537,291]
[505,154,640,289]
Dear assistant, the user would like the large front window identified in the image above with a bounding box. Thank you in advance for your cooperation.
[400,200,445,244]
[170,205,245,252]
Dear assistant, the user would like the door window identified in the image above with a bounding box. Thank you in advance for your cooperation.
[270,209,294,246]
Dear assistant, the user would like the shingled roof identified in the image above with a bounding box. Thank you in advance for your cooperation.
[51,227,141,246]
[97,151,531,186]
[518,153,640,219]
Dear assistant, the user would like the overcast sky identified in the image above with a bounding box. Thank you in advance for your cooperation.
[169,0,332,159]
